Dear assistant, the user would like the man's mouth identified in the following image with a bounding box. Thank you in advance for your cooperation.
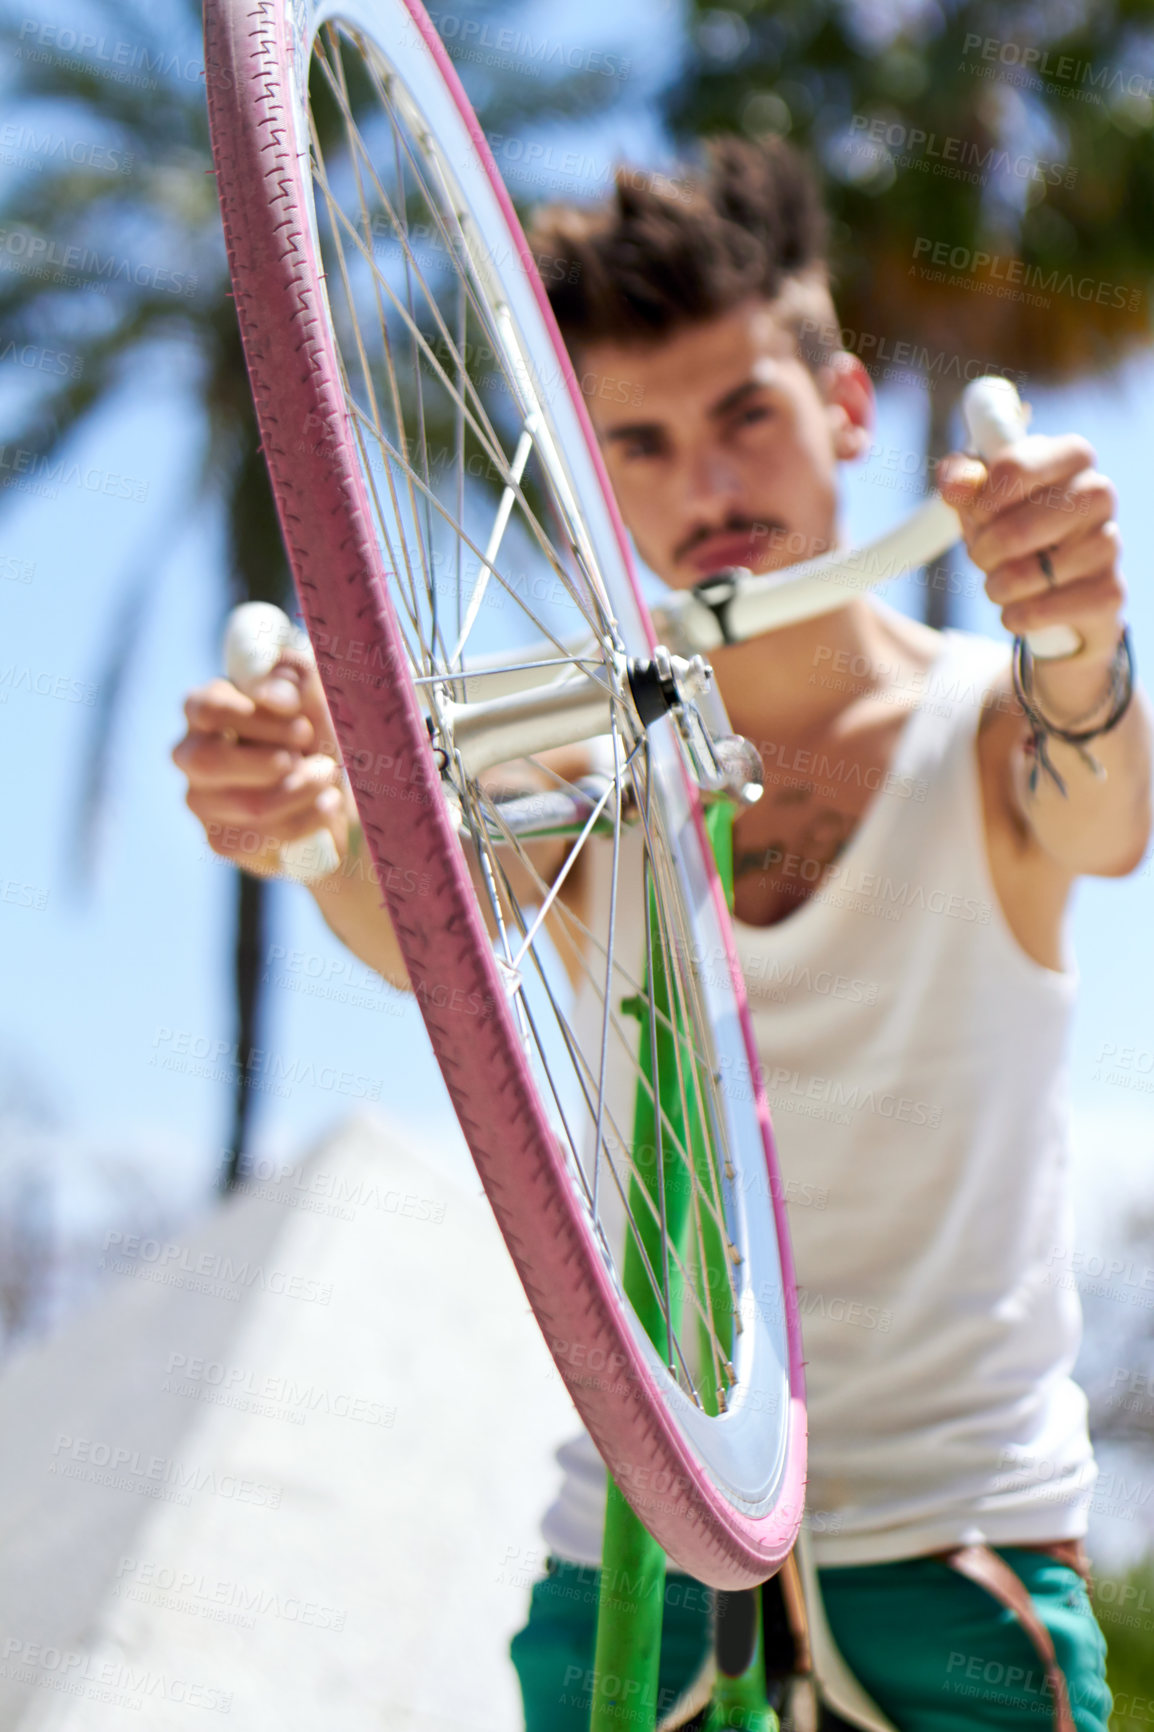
[682,524,786,578]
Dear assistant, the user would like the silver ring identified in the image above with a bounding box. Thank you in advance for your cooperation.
[1037,549,1057,587]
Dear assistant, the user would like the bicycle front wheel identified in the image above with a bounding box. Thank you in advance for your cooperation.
[203,0,804,1587]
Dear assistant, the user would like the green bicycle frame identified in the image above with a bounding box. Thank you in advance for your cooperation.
[590,804,777,1732]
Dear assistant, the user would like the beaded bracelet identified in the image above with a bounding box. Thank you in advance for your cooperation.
[1011,626,1135,798]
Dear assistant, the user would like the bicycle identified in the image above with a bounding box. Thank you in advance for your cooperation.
[200,2,1075,1723]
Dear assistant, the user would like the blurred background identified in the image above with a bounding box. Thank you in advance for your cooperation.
[2,0,1154,1720]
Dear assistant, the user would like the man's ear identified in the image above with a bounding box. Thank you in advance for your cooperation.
[820,351,874,463]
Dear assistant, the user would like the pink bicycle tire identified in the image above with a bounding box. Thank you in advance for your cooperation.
[202,0,805,1588]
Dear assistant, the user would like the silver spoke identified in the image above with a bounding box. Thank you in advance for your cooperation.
[507,741,638,976]
[450,417,538,667]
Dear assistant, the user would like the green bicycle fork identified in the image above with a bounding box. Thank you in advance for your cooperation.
[590,803,777,1732]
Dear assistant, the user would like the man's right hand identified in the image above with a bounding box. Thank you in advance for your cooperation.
[172,656,356,879]
[172,667,593,993]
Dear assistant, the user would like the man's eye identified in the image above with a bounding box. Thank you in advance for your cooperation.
[622,435,663,459]
[737,404,772,427]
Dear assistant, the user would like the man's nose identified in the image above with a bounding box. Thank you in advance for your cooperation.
[682,445,742,510]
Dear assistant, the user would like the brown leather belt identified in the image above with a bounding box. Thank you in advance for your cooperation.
[774,1539,1089,1732]
[933,1541,1089,1732]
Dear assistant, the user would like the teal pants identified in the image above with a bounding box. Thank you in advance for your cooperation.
[510,1550,1111,1731]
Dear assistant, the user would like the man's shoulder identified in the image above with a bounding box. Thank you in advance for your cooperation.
[871,607,1009,682]
[853,610,967,719]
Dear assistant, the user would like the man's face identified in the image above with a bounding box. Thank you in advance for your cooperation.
[577,298,871,591]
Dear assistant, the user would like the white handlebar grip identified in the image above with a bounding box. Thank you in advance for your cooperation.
[223,602,342,884]
[960,374,1031,455]
[960,378,1082,661]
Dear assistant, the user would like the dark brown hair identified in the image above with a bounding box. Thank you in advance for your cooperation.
[526,135,834,363]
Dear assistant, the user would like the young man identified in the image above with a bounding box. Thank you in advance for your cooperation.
[174,138,1151,1728]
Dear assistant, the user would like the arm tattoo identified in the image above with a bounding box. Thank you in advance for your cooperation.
[735,808,856,886]
[736,842,787,881]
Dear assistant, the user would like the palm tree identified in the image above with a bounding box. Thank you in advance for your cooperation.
[0,0,289,1188]
[664,0,1154,626]
[0,0,633,1188]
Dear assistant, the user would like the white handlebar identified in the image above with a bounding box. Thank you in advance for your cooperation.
[216,380,1083,845]
[960,374,1031,456]
[665,375,1082,659]
[223,601,341,884]
[958,380,1082,659]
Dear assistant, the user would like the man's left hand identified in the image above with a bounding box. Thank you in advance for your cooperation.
[937,435,1126,710]
[937,433,1151,877]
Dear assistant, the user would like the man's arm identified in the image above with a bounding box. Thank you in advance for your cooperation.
[172,661,412,983]
[173,661,590,985]
[939,435,1154,876]
[305,754,592,990]
[306,825,413,988]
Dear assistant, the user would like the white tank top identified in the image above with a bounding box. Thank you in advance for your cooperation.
[540,619,1096,1568]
